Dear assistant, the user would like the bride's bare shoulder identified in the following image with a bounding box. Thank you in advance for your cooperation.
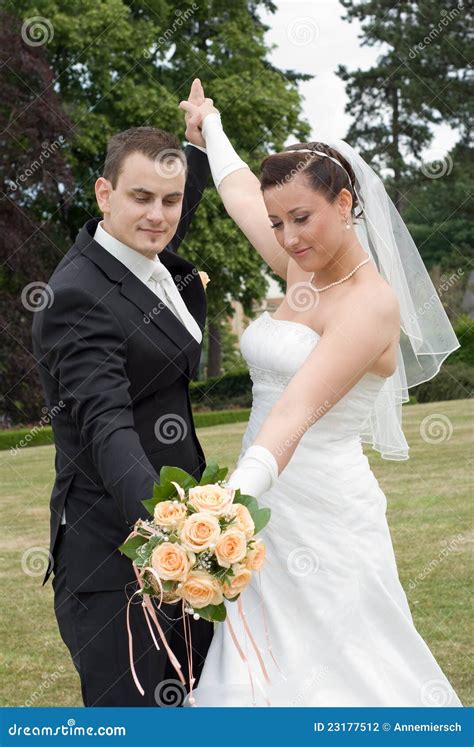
[343,274,400,330]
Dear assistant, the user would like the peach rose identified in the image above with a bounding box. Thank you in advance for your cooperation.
[154,500,187,530]
[230,503,255,538]
[188,485,234,517]
[215,527,247,569]
[180,570,223,609]
[151,542,190,581]
[245,539,266,571]
[223,565,252,599]
[198,271,210,289]
[180,512,220,553]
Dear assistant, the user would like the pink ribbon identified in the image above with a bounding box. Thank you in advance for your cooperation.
[125,526,190,699]
[125,526,279,707]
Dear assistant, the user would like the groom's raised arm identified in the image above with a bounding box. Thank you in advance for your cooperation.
[166,144,210,253]
[37,286,158,526]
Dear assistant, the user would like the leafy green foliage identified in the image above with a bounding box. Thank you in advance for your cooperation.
[233,490,271,533]
[196,602,226,622]
[10,0,310,393]
[199,462,228,485]
[142,465,198,513]
[118,534,149,561]
[337,1,471,206]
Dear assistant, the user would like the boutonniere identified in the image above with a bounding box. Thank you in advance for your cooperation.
[198,270,210,290]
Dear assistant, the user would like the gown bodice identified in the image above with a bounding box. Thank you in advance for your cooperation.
[240,311,387,455]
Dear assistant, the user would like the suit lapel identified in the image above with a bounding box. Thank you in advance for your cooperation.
[77,221,205,376]
[158,247,207,332]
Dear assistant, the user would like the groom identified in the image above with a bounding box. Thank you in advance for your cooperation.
[31,87,213,706]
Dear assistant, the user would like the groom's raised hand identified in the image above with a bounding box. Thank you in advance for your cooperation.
[183,78,206,147]
[182,78,218,147]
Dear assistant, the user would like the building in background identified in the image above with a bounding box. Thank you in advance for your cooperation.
[230,274,284,339]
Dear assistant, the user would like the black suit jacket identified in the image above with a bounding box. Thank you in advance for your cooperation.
[32,146,209,593]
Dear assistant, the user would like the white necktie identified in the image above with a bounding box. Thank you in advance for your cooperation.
[149,262,202,343]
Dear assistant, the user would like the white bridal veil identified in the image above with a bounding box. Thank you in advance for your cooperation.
[324,138,460,459]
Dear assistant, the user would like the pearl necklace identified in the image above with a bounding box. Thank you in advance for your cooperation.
[309,252,371,293]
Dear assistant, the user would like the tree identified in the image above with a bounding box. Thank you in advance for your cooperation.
[11,0,310,381]
[337,0,472,208]
[0,9,73,424]
[161,0,311,374]
[403,139,473,321]
[405,0,472,144]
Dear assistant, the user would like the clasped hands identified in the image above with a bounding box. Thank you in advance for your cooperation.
[179,78,219,149]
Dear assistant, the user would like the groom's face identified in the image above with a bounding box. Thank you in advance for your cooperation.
[95,151,186,257]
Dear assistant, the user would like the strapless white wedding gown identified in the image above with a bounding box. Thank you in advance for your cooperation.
[191,312,462,707]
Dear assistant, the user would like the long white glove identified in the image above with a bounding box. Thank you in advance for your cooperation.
[226,445,279,500]
[201,113,250,190]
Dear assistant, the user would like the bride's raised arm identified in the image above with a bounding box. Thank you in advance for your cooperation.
[180,85,289,280]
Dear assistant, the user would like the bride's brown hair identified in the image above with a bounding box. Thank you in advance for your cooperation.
[260,142,362,219]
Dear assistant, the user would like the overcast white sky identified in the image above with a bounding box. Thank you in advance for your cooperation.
[260,0,458,156]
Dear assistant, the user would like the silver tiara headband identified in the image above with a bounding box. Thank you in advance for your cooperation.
[283,148,358,206]
[284,148,347,171]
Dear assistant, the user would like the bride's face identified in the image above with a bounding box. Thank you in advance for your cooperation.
[263,175,349,271]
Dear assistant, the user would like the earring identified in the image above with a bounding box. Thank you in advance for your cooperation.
[345,216,351,230]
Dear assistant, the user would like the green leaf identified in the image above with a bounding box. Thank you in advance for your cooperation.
[160,466,197,490]
[118,534,149,561]
[142,499,154,515]
[153,481,175,500]
[233,491,258,512]
[161,580,175,592]
[253,507,271,534]
[143,468,199,514]
[142,481,175,514]
[199,463,222,485]
[213,566,234,583]
[134,536,162,567]
[196,602,227,622]
[233,491,271,534]
[216,466,229,482]
[142,497,157,514]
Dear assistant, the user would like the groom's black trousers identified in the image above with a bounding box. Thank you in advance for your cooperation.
[53,527,213,706]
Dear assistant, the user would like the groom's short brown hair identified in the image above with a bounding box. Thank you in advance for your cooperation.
[103,127,182,188]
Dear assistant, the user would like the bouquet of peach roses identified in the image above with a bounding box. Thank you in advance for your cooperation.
[120,462,270,621]
[119,463,270,696]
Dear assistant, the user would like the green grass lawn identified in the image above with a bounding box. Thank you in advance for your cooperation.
[0,398,472,707]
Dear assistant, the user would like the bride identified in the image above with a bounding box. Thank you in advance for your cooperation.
[179,81,463,707]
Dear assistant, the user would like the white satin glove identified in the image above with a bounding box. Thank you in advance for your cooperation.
[201,112,250,190]
[226,445,278,500]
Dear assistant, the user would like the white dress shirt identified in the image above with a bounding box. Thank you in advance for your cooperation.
[95,221,202,341]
